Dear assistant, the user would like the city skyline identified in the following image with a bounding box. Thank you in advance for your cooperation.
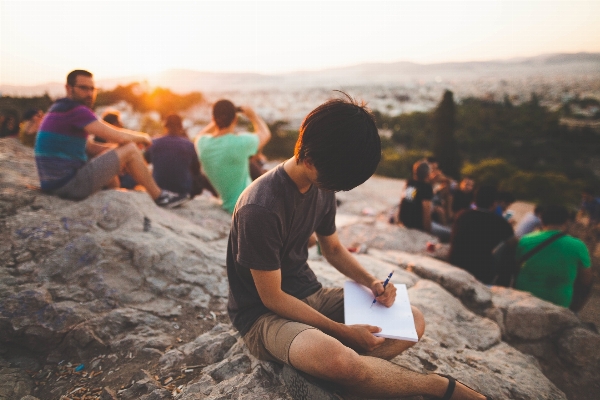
[1,0,600,86]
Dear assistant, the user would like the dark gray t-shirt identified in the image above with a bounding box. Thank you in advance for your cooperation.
[227,163,337,335]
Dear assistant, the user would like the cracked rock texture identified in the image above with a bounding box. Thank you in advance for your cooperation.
[1,139,598,400]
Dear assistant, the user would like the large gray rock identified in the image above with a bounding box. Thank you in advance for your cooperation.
[489,286,580,340]
[162,325,239,373]
[408,280,501,351]
[0,139,595,399]
[368,249,493,313]
[396,338,565,400]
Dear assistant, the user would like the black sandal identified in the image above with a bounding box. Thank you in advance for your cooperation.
[435,374,492,400]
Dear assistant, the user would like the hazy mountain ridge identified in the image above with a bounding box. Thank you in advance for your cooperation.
[2,52,599,97]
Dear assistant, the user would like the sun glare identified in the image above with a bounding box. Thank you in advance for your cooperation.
[1,1,599,86]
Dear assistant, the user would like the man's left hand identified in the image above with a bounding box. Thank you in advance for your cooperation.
[370,281,396,307]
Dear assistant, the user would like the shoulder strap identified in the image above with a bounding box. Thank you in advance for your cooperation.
[519,232,566,264]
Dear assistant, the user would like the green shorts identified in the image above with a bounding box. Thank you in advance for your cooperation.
[243,287,344,366]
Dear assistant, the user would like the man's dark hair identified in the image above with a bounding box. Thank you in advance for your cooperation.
[294,95,381,191]
[541,205,569,226]
[474,185,497,209]
[413,160,430,182]
[102,111,122,127]
[23,108,41,120]
[426,156,438,165]
[213,99,237,129]
[164,114,186,137]
[67,70,93,86]
[496,191,515,205]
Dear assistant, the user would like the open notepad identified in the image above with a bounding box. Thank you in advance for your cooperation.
[344,281,418,342]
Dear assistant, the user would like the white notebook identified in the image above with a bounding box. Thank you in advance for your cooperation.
[344,281,418,342]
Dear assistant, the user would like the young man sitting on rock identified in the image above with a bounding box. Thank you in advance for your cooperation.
[226,94,491,399]
[34,69,189,208]
[516,205,593,311]
[448,186,514,285]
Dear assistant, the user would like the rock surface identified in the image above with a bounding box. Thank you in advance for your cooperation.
[1,138,598,400]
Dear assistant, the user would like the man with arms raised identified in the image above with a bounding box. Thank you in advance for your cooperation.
[35,69,188,207]
[195,100,271,214]
[227,96,490,399]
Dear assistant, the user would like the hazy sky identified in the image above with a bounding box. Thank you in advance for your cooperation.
[1,0,599,86]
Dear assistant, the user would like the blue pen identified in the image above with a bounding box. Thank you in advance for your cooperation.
[370,271,394,307]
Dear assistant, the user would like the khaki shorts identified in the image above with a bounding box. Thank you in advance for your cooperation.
[53,150,120,200]
[243,287,344,366]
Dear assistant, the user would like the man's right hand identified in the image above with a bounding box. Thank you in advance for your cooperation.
[134,133,152,147]
[238,105,256,119]
[339,324,386,353]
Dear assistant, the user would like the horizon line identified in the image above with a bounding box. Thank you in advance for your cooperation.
[2,51,598,88]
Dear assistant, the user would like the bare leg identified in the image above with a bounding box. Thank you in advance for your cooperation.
[104,175,120,189]
[289,329,486,399]
[114,143,161,199]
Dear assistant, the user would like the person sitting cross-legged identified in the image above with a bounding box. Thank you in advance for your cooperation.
[34,69,188,208]
[398,159,452,243]
[227,94,491,400]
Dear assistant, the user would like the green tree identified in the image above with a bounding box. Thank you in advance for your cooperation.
[261,120,298,160]
[376,149,432,179]
[95,83,203,117]
[461,158,517,188]
[433,90,461,179]
[500,171,581,207]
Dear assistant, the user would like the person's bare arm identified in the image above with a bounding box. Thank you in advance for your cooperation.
[84,120,151,147]
[422,200,432,232]
[570,267,593,312]
[251,268,385,352]
[239,106,271,151]
[196,121,217,139]
[317,232,396,307]
[85,136,118,157]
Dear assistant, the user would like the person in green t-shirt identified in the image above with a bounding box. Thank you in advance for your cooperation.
[195,100,271,214]
[515,205,593,311]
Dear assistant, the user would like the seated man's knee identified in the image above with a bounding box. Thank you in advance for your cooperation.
[115,142,140,161]
[326,351,367,385]
[412,306,425,339]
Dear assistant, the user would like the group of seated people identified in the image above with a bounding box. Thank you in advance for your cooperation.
[396,158,514,242]
[10,67,599,398]
[0,108,45,146]
[396,158,594,313]
[29,69,272,212]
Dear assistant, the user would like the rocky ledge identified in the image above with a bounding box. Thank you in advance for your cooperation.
[0,138,598,400]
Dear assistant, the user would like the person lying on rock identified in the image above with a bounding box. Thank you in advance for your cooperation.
[34,69,189,208]
[226,93,491,400]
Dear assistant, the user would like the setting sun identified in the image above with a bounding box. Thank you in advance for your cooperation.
[1,1,599,86]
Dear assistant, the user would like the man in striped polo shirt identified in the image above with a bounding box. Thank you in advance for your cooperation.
[34,70,188,208]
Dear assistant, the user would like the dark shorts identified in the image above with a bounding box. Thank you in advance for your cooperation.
[53,150,120,200]
[242,287,344,365]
